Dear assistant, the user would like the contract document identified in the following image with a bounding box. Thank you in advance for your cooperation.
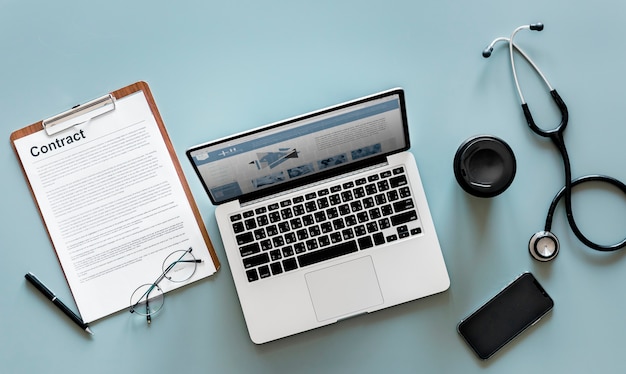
[11,83,218,323]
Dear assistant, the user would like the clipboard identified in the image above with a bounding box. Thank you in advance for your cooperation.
[10,81,220,322]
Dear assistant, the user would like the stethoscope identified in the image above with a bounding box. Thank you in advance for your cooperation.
[483,23,626,261]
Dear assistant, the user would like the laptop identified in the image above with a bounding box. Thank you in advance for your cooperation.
[187,88,450,344]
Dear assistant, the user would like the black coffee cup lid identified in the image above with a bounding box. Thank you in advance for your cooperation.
[453,135,516,198]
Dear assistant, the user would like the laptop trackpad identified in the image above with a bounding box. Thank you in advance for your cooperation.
[305,256,383,322]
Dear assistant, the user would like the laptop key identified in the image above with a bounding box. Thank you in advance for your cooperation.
[329,194,341,205]
[381,205,394,216]
[306,239,318,251]
[294,242,306,254]
[246,269,259,282]
[354,186,365,198]
[391,210,418,226]
[354,225,367,236]
[293,204,305,216]
[296,229,309,241]
[244,218,256,230]
[283,258,298,272]
[268,212,281,223]
[270,262,283,275]
[280,208,293,219]
[260,240,273,251]
[258,265,271,279]
[272,236,285,248]
[266,225,278,236]
[284,232,297,244]
[363,197,375,209]
[350,200,362,212]
[373,233,385,245]
[232,222,245,233]
[330,232,342,243]
[253,229,266,240]
[282,246,295,257]
[341,228,354,240]
[358,236,374,250]
[308,225,321,237]
[366,221,378,233]
[390,175,408,188]
[236,232,254,245]
[243,252,269,268]
[357,212,369,223]
[270,250,282,261]
[302,214,314,226]
[317,197,329,209]
[290,218,303,229]
[399,186,411,198]
[326,207,338,219]
[314,211,326,223]
[397,225,410,239]
[240,242,260,257]
[297,240,358,267]
[277,222,290,233]
[305,201,317,212]
[387,190,399,202]
[393,199,414,213]
[318,235,330,247]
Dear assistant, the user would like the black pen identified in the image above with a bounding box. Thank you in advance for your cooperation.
[24,272,93,335]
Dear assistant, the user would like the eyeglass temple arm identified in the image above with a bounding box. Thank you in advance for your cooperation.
[129,248,199,313]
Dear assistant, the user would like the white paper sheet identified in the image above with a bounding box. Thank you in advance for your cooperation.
[14,91,217,323]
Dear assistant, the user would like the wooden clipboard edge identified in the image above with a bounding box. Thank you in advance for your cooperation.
[9,81,220,272]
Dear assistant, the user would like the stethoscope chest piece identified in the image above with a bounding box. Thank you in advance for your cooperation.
[529,231,559,261]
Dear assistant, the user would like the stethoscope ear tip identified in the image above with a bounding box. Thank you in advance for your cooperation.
[530,23,544,31]
[529,231,559,261]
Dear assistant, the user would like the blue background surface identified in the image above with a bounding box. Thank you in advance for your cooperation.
[3,1,626,372]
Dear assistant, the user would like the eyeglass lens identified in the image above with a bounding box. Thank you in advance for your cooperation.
[129,248,199,318]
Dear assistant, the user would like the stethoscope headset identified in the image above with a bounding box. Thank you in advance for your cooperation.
[482,23,626,261]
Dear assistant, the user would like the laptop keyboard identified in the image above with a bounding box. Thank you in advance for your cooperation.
[230,166,423,282]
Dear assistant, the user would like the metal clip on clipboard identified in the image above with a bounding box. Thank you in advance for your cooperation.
[42,94,116,136]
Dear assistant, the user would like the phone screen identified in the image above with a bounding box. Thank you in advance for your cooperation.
[457,272,554,359]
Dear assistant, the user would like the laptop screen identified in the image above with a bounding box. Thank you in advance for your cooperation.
[187,88,409,205]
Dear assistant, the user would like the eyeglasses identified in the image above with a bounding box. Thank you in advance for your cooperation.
[129,247,201,324]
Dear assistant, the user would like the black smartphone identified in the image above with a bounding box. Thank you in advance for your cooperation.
[457,272,554,360]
